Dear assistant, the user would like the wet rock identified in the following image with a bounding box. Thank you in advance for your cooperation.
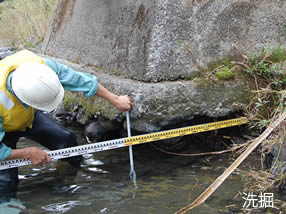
[54,104,78,123]
[76,107,90,125]
[84,120,121,143]
[151,137,186,152]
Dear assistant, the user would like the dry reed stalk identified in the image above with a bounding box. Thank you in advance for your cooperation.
[175,111,286,214]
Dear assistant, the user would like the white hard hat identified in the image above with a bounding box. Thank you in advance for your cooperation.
[11,63,64,112]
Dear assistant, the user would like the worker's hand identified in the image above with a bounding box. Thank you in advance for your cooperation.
[113,95,133,112]
[25,147,51,166]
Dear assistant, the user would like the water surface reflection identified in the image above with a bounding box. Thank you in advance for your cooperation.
[9,127,283,213]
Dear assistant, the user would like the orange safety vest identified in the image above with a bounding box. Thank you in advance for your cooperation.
[0,50,44,132]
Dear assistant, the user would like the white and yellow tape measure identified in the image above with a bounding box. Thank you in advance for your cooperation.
[0,117,248,170]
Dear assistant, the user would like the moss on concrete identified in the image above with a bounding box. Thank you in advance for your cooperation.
[201,55,235,74]
[63,91,117,120]
[268,46,286,63]
[215,66,234,80]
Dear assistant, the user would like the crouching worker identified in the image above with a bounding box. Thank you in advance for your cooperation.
[0,50,132,200]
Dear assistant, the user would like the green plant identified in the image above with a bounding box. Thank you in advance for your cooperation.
[233,46,286,130]
[205,56,236,72]
[240,173,252,188]
[215,66,234,80]
[268,46,286,63]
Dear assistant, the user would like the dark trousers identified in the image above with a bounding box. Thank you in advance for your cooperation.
[0,111,82,201]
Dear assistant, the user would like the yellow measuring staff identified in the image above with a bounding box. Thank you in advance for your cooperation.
[125,117,248,146]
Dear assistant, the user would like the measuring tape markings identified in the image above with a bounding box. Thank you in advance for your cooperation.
[0,138,127,170]
[125,117,248,146]
[0,117,247,170]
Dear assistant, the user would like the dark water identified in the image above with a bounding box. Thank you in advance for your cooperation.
[1,126,285,214]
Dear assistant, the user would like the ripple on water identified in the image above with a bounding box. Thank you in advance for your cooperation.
[41,200,91,213]
[54,184,82,194]
[18,173,40,180]
[82,158,104,166]
[16,129,284,214]
[86,167,109,174]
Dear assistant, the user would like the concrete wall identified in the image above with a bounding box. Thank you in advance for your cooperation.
[41,0,286,132]
[42,0,286,82]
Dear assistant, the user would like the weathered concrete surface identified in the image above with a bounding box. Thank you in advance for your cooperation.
[40,0,285,132]
[42,0,286,82]
[45,56,247,133]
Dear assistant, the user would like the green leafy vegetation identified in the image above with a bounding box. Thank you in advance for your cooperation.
[231,45,286,193]
[235,46,286,130]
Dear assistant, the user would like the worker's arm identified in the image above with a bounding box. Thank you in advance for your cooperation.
[0,116,50,165]
[0,142,12,162]
[0,116,12,162]
[44,58,98,97]
[96,83,132,112]
[44,58,132,111]
[6,147,50,165]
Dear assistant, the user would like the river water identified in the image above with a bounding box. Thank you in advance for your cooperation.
[1,125,285,214]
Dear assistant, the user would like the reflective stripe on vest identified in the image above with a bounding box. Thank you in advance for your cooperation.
[0,91,14,110]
